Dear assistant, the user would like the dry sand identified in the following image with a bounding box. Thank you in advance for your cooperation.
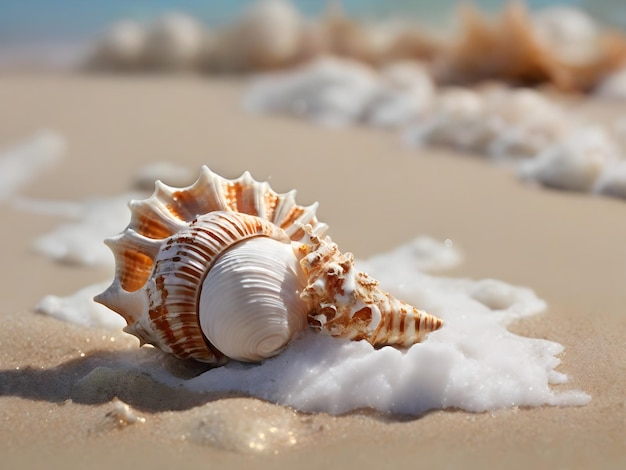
[0,73,625,469]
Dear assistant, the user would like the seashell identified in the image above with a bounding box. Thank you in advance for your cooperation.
[298,228,442,347]
[95,167,443,363]
[439,2,626,92]
[204,0,306,73]
[87,20,147,71]
[383,23,447,65]
[231,0,305,70]
[315,2,380,65]
[143,13,206,72]
[531,6,603,66]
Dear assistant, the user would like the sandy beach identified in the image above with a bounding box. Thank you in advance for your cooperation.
[1,73,625,469]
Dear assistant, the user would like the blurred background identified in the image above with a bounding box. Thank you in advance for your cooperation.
[1,0,625,70]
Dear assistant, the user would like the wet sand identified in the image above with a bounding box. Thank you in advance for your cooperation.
[0,73,625,469]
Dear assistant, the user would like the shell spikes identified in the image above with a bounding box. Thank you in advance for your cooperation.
[95,166,443,364]
[297,226,443,347]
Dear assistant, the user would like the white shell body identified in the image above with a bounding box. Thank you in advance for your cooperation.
[199,236,308,362]
[95,167,443,364]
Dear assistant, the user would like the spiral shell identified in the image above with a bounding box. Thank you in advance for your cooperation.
[298,227,443,347]
[95,166,443,364]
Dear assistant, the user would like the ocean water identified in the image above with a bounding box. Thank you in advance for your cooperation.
[2,0,623,45]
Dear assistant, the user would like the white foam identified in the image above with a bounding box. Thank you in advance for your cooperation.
[174,252,588,415]
[17,193,142,266]
[483,88,573,161]
[244,57,381,127]
[362,236,461,274]
[36,281,125,329]
[73,256,586,416]
[244,57,434,128]
[0,131,65,202]
[404,88,493,153]
[40,235,589,415]
[518,126,619,192]
[404,87,572,161]
[363,62,435,128]
[594,159,626,199]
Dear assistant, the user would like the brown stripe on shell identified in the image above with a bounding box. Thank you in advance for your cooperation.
[280,206,305,231]
[300,226,443,348]
[117,249,154,293]
[128,199,185,239]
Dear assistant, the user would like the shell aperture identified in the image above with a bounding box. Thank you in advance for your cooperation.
[95,166,443,364]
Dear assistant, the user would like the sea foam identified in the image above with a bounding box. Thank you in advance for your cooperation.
[244,59,626,201]
[244,57,433,128]
[34,210,589,415]
[0,131,65,202]
[172,251,589,415]
[16,193,143,266]
[36,281,125,329]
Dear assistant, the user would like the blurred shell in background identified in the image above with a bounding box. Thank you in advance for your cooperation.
[87,20,147,71]
[85,0,626,93]
[312,2,386,65]
[214,0,305,72]
[143,13,206,71]
[437,1,626,92]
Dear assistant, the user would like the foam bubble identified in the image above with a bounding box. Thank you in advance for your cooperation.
[244,57,381,127]
[36,281,125,329]
[594,160,626,199]
[362,236,461,274]
[518,126,619,192]
[18,193,142,266]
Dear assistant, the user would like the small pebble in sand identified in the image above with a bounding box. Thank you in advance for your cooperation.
[98,398,146,431]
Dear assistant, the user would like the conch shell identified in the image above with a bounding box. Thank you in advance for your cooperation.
[95,167,443,364]
[439,2,626,92]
